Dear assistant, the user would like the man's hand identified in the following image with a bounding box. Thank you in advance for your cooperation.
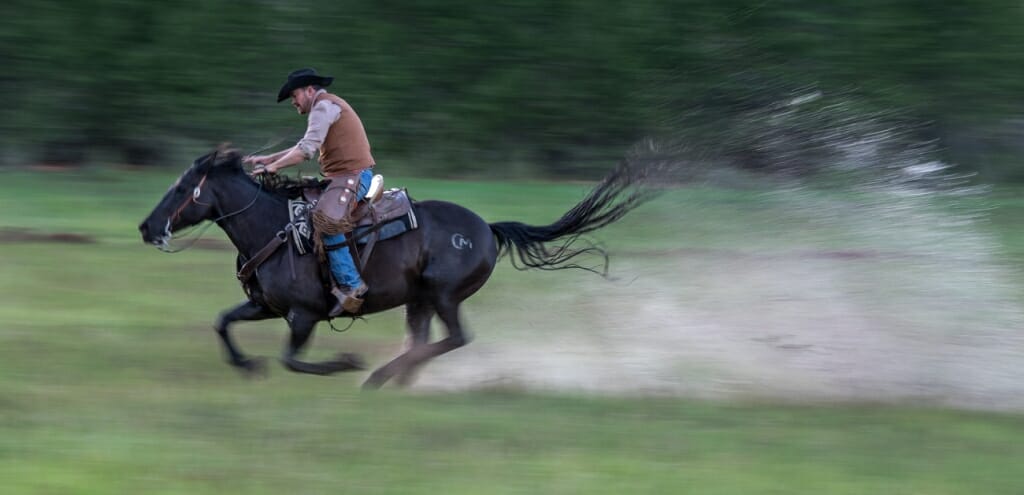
[251,163,278,176]
[246,155,278,176]
[243,155,272,166]
[247,147,303,176]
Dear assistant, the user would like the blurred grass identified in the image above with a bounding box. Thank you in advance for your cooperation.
[1,165,1024,494]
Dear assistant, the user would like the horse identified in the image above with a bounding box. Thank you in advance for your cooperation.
[138,150,658,389]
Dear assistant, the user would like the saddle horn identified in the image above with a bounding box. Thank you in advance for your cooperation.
[365,174,384,204]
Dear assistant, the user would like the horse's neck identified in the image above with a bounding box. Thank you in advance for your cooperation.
[214,178,289,258]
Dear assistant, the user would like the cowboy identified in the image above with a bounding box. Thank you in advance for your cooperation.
[245,68,374,316]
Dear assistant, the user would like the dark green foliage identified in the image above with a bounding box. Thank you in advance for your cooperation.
[2,1,1022,177]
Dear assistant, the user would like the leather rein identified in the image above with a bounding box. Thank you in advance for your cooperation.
[163,172,294,285]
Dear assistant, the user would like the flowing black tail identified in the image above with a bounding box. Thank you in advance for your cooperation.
[489,161,660,276]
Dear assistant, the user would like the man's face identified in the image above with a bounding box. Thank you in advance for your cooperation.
[290,86,316,115]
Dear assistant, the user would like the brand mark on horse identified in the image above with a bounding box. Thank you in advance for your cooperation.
[451,233,473,250]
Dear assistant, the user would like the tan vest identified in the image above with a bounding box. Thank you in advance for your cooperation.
[314,92,375,176]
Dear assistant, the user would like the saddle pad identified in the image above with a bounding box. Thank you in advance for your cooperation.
[293,192,419,250]
[288,198,314,254]
[350,209,418,245]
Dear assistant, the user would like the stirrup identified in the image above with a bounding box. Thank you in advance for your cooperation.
[330,284,368,316]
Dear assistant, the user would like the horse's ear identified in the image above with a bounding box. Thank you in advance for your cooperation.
[212,144,242,169]
[193,151,218,172]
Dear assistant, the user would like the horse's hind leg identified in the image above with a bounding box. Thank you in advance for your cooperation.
[363,298,470,390]
[394,300,435,387]
[280,311,366,375]
[216,300,276,377]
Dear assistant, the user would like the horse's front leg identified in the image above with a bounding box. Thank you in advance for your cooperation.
[215,300,276,377]
[280,311,366,375]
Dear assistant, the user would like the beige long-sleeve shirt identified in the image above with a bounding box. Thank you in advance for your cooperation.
[296,89,342,160]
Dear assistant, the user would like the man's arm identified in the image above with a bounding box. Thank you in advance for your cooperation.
[243,146,293,166]
[249,98,341,175]
[254,146,306,175]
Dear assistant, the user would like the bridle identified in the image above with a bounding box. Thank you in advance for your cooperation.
[155,170,263,253]
[170,172,209,223]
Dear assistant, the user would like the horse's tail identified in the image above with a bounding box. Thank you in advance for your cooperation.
[489,161,661,276]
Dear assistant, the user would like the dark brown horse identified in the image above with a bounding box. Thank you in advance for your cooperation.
[138,150,657,389]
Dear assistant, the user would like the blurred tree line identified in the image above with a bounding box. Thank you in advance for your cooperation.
[2,0,1022,178]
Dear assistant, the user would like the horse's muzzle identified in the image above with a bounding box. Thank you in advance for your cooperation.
[139,219,174,251]
[138,221,152,243]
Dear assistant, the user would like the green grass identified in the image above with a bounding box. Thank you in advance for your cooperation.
[2,165,1024,494]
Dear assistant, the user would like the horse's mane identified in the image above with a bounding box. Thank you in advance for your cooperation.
[211,148,326,200]
[254,172,326,199]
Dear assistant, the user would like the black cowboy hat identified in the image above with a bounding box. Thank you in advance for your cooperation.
[276,68,334,102]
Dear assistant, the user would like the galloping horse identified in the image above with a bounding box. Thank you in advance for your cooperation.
[139,150,657,389]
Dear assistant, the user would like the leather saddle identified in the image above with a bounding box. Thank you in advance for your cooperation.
[303,175,417,269]
[236,175,418,299]
[302,176,414,237]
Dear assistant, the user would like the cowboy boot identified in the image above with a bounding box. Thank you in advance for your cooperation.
[329,283,368,316]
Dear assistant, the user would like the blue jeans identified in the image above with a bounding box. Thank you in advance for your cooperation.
[324,169,373,288]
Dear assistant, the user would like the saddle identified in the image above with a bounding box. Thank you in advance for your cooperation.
[302,174,417,267]
[237,175,417,287]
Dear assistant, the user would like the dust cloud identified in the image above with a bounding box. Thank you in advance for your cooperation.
[413,196,1024,412]
[412,100,1024,412]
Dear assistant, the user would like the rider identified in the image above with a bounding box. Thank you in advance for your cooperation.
[245,68,374,316]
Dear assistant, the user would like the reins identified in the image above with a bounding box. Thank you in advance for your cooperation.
[159,175,264,253]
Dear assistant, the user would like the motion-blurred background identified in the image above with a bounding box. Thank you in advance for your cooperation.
[3,2,1024,494]
[4,1,1023,179]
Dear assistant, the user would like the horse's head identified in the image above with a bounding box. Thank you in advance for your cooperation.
[138,149,243,250]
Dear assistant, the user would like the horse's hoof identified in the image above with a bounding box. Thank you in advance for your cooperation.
[237,357,269,379]
[361,373,385,391]
[395,370,420,388]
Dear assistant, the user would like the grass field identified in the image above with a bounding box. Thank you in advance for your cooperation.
[2,164,1024,494]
